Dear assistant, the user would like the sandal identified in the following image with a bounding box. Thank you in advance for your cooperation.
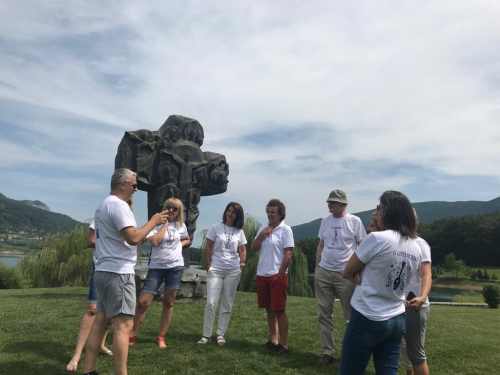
[66,361,78,372]
[197,337,211,344]
[157,335,167,349]
[129,336,136,347]
[99,349,113,357]
[217,335,226,347]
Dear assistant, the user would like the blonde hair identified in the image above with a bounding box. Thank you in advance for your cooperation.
[163,198,184,226]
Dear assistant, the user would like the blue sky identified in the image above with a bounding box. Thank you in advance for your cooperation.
[1,1,499,245]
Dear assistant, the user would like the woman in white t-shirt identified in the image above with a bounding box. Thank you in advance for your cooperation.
[197,202,247,346]
[340,191,422,375]
[129,198,190,349]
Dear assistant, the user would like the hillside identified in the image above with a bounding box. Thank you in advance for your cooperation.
[292,196,500,241]
[0,193,82,235]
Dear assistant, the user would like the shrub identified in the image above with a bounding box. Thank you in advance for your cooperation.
[482,285,500,308]
[0,263,27,289]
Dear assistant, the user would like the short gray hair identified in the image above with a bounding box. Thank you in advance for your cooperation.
[111,168,137,190]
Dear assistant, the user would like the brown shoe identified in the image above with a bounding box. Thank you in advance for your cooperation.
[318,354,333,366]
[274,344,289,356]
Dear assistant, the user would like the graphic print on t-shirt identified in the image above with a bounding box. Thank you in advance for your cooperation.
[386,261,407,290]
[331,227,340,247]
[224,234,232,250]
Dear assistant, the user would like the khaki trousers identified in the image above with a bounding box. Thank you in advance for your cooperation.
[314,265,356,356]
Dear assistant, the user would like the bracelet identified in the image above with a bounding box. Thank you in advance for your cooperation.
[240,263,245,266]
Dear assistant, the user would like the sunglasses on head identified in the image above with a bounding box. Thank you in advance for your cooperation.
[165,206,179,212]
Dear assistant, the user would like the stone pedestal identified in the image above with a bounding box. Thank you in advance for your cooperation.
[134,266,207,301]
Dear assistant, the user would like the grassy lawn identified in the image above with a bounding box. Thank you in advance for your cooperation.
[0,288,499,375]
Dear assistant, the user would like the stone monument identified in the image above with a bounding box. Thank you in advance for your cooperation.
[115,115,229,298]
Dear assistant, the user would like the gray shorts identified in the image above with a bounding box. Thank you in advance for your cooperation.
[94,271,136,319]
[405,305,429,366]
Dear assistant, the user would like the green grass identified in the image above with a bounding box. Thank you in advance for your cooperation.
[452,290,485,303]
[0,288,499,375]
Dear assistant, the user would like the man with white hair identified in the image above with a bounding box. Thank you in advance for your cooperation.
[315,190,367,366]
[83,168,168,375]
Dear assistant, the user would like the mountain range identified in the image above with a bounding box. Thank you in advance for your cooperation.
[0,193,82,234]
[291,197,500,241]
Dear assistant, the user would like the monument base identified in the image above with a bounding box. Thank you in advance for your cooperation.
[134,266,207,301]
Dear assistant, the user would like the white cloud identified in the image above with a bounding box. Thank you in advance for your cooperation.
[1,0,499,235]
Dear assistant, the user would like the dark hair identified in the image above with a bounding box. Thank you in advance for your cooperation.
[222,202,245,229]
[379,191,417,240]
[266,199,286,221]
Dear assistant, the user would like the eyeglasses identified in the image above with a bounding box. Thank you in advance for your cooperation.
[165,206,179,212]
[124,181,138,189]
[376,204,385,211]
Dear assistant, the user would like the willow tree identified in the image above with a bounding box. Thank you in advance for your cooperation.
[19,226,93,287]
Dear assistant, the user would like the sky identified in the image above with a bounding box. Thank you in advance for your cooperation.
[1,1,499,245]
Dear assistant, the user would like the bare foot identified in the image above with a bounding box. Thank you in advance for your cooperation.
[157,335,167,349]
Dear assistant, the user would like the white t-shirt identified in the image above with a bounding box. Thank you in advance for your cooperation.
[147,221,188,269]
[94,195,138,274]
[89,220,96,264]
[256,221,295,277]
[405,237,432,308]
[207,223,247,270]
[318,213,367,272]
[350,230,422,321]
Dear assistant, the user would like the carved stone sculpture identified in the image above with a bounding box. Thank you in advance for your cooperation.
[115,115,229,266]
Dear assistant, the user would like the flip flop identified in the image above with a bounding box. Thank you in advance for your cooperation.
[66,361,78,372]
[99,349,113,357]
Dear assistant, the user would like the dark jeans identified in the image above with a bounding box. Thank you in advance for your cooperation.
[340,308,406,375]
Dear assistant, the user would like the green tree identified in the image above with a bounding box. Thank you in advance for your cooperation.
[483,270,490,281]
[470,269,477,281]
[19,226,93,287]
[491,273,498,281]
[442,253,467,280]
[477,269,483,280]
[295,237,319,273]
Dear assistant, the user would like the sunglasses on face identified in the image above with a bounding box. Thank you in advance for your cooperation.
[124,181,138,189]
[376,204,384,211]
[165,206,179,212]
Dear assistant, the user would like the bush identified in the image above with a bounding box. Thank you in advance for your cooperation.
[0,263,27,289]
[482,285,500,308]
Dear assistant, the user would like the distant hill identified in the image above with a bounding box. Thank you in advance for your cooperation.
[291,197,500,241]
[0,193,83,234]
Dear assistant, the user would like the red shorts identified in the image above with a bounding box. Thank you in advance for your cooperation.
[257,274,288,311]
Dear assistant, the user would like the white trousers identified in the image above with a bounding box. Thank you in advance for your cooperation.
[203,267,242,337]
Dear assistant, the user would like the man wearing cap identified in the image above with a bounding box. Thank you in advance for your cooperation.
[315,189,367,366]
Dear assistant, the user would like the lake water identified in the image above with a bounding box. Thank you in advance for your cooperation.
[306,276,471,303]
[0,254,27,267]
[0,254,201,269]
[0,255,472,302]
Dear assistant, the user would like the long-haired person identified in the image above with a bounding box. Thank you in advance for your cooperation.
[66,198,134,372]
[251,199,294,356]
[197,202,247,346]
[129,198,190,349]
[340,191,422,375]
